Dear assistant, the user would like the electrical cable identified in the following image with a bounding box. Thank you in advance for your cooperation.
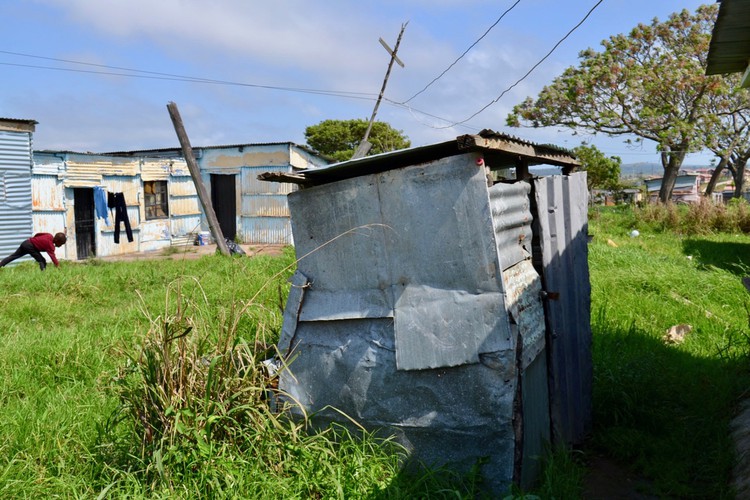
[432,0,604,129]
[403,0,522,104]
[0,51,377,100]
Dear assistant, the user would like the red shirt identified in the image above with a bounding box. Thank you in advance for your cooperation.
[29,233,60,267]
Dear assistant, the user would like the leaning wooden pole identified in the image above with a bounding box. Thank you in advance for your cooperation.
[166,101,230,256]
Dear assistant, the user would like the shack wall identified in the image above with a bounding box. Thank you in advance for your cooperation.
[278,153,522,493]
[0,130,34,263]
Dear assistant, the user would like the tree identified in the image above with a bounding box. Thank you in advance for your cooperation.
[304,119,411,162]
[701,74,750,198]
[573,143,621,191]
[507,5,722,203]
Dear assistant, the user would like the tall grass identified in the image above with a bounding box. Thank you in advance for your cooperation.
[586,204,750,498]
[0,249,480,498]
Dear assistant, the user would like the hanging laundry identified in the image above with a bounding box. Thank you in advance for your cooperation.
[111,192,133,244]
[93,186,110,225]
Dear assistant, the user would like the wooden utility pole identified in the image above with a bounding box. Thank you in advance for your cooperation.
[351,22,407,160]
[166,101,230,256]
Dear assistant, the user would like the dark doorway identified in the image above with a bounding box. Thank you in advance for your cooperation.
[211,174,237,240]
[73,188,96,260]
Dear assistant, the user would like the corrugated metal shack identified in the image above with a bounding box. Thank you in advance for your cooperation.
[260,130,592,494]
[645,174,702,204]
[110,143,329,245]
[32,151,196,261]
[0,118,36,264]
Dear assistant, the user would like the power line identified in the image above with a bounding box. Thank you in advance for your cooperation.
[434,0,605,129]
[0,50,377,100]
[403,0,522,104]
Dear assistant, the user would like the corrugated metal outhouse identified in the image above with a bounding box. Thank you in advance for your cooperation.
[260,130,592,494]
[0,118,36,263]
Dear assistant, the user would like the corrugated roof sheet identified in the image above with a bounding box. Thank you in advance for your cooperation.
[259,131,579,187]
[706,0,750,75]
[0,118,38,125]
[103,142,314,156]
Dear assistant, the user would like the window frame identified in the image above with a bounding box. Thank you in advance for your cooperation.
[144,180,169,220]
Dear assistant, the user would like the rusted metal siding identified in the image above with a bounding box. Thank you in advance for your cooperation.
[31,175,65,211]
[201,144,291,171]
[141,160,171,181]
[533,172,592,446]
[239,217,291,244]
[64,157,139,187]
[242,166,296,195]
[239,166,294,244]
[490,181,534,271]
[0,130,33,261]
[242,195,289,217]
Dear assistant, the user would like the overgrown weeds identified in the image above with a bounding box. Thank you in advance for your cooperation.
[631,198,750,234]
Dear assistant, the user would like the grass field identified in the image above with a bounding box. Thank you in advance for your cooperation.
[1,204,750,498]
[584,205,750,498]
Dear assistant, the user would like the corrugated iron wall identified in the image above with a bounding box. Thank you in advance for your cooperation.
[533,172,592,445]
[0,130,33,262]
[240,166,296,244]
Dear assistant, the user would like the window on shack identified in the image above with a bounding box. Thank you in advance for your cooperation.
[144,180,169,220]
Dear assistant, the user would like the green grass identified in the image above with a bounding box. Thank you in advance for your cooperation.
[2,205,750,498]
[584,205,750,498]
[0,249,480,498]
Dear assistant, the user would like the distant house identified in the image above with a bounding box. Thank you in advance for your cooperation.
[644,174,701,204]
[109,143,328,246]
[27,143,328,262]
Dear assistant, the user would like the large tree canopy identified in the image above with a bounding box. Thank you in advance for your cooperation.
[304,119,411,162]
[507,5,721,203]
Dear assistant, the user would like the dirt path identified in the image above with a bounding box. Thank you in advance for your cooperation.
[97,243,286,262]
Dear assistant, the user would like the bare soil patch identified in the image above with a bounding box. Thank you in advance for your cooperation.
[97,243,287,262]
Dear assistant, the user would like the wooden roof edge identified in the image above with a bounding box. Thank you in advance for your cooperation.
[456,133,580,168]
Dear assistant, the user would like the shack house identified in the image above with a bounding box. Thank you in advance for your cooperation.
[109,142,329,245]
[32,151,197,261]
[644,174,701,204]
[260,130,592,494]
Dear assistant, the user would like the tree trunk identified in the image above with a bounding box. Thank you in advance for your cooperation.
[704,156,728,196]
[658,149,687,203]
[735,159,747,198]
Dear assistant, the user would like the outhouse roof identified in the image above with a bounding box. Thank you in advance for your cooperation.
[258,130,579,187]
[706,0,750,77]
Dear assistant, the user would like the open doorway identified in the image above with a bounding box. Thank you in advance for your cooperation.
[210,174,237,241]
[73,187,96,259]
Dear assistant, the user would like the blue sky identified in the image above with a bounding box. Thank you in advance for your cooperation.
[1,0,713,165]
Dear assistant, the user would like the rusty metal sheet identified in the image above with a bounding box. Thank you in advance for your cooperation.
[169,197,201,216]
[502,259,546,369]
[238,217,292,244]
[169,176,198,197]
[31,175,64,210]
[242,166,297,195]
[140,160,171,181]
[170,215,202,237]
[241,194,289,217]
[140,220,170,242]
[489,181,533,271]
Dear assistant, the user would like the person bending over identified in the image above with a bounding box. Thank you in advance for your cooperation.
[0,232,67,271]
